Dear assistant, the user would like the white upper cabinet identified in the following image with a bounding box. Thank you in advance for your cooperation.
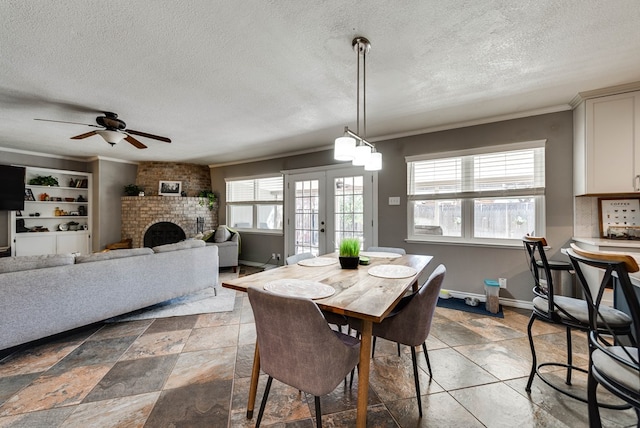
[574,91,640,195]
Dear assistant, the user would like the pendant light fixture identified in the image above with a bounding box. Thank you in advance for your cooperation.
[334,36,382,171]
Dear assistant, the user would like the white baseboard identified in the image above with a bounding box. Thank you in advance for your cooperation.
[443,289,533,310]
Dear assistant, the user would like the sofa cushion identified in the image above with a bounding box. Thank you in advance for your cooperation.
[214,227,231,243]
[202,229,217,242]
[75,247,154,264]
[153,239,206,253]
[0,253,75,273]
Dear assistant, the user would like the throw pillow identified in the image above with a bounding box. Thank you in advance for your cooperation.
[214,226,231,243]
[0,253,75,273]
[75,248,154,264]
[152,239,206,253]
[202,229,216,242]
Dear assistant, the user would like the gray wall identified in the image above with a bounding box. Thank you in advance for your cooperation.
[211,111,574,301]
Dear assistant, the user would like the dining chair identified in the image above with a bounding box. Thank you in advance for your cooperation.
[365,246,406,255]
[523,236,633,405]
[285,252,315,266]
[567,244,639,427]
[349,264,446,417]
[248,287,360,428]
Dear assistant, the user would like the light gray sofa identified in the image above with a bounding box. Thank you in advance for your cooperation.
[0,240,218,351]
[206,232,239,271]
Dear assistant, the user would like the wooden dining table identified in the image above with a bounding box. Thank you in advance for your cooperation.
[222,251,433,427]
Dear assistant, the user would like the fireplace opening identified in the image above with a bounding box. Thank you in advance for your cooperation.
[143,222,186,248]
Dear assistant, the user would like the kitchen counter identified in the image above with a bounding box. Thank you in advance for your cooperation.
[572,236,640,250]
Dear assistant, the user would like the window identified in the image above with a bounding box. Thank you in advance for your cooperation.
[407,141,545,245]
[226,175,283,231]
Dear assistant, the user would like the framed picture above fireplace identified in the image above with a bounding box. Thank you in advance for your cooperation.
[158,181,182,196]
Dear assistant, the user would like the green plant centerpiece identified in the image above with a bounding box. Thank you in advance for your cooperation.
[198,190,216,211]
[29,175,59,186]
[123,184,143,196]
[339,237,361,269]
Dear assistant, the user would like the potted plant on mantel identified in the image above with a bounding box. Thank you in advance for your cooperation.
[339,237,361,269]
[123,184,143,196]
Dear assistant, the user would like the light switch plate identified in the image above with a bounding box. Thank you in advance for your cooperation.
[388,197,400,205]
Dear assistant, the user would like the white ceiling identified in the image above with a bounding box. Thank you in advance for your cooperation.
[1,1,639,166]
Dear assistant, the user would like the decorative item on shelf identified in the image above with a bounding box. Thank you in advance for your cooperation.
[39,192,49,201]
[78,205,86,216]
[138,191,144,196]
[339,237,361,269]
[181,190,187,197]
[29,175,59,186]
[54,207,61,216]
[64,197,75,202]
[158,180,181,196]
[67,221,79,231]
[198,190,216,211]
[68,178,76,187]
[123,184,143,196]
[77,195,85,202]
[24,189,35,201]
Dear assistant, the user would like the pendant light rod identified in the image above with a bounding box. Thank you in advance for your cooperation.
[342,126,374,149]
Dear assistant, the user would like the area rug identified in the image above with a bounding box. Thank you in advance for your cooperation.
[436,297,504,318]
[107,264,264,322]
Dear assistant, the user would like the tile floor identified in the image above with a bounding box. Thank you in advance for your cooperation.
[0,280,637,427]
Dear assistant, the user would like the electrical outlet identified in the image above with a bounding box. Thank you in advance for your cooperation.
[499,278,507,289]
[271,253,276,260]
[277,253,281,260]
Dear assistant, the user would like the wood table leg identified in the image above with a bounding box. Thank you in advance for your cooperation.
[247,343,261,419]
[356,320,372,427]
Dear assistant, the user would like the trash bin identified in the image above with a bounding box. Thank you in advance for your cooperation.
[547,267,581,299]
[484,279,500,314]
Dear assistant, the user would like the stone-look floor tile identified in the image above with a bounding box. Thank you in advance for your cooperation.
[0,363,111,416]
[455,341,535,381]
[313,404,399,428]
[83,354,178,403]
[143,314,198,334]
[506,332,590,373]
[120,329,191,360]
[0,340,81,377]
[386,391,484,427]
[238,322,256,346]
[458,316,526,342]
[164,347,236,389]
[145,379,232,427]
[0,373,39,406]
[425,348,498,391]
[0,407,75,428]
[431,319,491,347]
[231,374,268,413]
[235,344,258,379]
[240,304,255,324]
[194,309,241,328]
[62,391,159,428]
[450,382,572,427]
[506,376,639,428]
[88,320,152,341]
[369,354,443,403]
[435,306,486,323]
[309,374,381,416]
[47,336,138,375]
[183,324,240,352]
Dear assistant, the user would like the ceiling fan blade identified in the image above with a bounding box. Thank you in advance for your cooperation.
[35,118,101,128]
[124,135,148,149]
[71,131,98,140]
[126,129,171,143]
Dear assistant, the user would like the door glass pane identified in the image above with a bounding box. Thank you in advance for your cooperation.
[294,180,319,256]
[333,175,364,251]
[411,200,461,237]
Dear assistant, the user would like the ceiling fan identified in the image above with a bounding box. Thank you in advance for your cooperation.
[34,112,171,149]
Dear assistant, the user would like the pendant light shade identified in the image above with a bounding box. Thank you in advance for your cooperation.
[334,135,356,161]
[352,144,371,166]
[364,151,382,171]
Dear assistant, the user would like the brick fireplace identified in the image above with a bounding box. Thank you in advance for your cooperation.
[121,196,218,248]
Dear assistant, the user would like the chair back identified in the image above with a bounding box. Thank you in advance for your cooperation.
[366,246,406,255]
[285,252,315,265]
[248,287,360,396]
[567,244,640,343]
[373,264,446,346]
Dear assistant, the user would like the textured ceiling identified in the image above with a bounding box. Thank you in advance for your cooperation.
[1,1,639,165]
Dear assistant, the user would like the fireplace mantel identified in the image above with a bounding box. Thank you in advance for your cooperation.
[121,196,218,248]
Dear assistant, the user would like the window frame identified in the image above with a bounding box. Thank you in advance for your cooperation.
[226,174,284,234]
[406,140,546,247]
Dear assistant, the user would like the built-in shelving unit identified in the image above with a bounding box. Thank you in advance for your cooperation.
[9,166,92,256]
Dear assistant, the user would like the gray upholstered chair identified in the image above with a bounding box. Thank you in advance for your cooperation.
[285,252,315,266]
[248,287,360,428]
[365,246,406,255]
[567,244,639,427]
[349,264,446,417]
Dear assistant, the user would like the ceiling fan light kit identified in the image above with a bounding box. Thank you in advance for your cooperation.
[34,112,171,150]
[334,36,381,171]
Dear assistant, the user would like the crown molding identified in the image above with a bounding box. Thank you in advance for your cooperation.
[87,155,139,165]
[570,81,640,108]
[0,146,89,162]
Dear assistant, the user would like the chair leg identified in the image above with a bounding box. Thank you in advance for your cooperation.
[397,342,401,356]
[587,367,602,428]
[525,313,537,392]
[314,396,322,428]
[349,367,356,389]
[255,376,273,428]
[410,346,423,417]
[565,326,573,385]
[372,336,377,358]
[422,342,432,377]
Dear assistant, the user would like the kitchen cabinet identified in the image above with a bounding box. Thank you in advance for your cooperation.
[574,90,640,195]
[9,166,92,256]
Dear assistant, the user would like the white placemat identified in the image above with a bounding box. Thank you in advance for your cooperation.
[298,257,338,267]
[359,251,403,259]
[368,264,417,279]
[264,279,336,299]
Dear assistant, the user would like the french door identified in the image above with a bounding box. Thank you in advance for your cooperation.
[284,166,377,257]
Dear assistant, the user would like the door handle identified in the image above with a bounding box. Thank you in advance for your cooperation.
[320,228,325,233]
